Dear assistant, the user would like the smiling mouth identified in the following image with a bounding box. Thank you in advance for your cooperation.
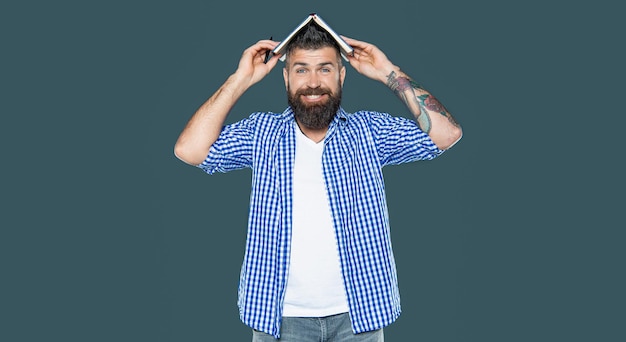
[304,94,323,100]
[295,88,330,103]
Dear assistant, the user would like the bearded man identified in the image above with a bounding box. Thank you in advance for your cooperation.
[174,19,462,342]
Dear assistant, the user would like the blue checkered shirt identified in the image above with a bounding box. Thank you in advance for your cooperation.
[198,107,443,338]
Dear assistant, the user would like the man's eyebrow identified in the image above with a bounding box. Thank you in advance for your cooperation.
[292,61,335,68]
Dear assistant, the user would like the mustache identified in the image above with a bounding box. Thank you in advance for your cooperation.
[295,88,332,96]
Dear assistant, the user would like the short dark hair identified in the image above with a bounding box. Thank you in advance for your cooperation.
[284,22,341,64]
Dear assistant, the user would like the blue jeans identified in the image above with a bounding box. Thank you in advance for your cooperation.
[251,313,384,341]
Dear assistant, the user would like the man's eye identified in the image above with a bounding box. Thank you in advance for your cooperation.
[296,69,306,74]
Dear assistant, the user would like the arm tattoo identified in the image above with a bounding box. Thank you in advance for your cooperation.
[387,71,423,97]
[386,71,459,132]
[387,71,431,132]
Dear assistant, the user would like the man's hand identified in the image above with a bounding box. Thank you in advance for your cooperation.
[342,36,397,84]
[233,39,281,89]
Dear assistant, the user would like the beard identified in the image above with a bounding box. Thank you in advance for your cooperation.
[287,85,342,130]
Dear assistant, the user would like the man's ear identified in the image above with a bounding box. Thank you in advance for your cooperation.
[283,67,289,91]
[340,65,346,87]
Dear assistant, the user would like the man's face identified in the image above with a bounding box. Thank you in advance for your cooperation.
[283,47,346,130]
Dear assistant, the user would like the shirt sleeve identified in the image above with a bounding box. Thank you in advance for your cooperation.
[197,116,255,174]
[367,111,444,166]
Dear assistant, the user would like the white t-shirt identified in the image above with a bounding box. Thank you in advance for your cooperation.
[282,124,349,317]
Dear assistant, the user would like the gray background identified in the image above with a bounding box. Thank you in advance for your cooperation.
[2,0,624,341]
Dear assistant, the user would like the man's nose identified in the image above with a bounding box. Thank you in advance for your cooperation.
[306,73,321,88]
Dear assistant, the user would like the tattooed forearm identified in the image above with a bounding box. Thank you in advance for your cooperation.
[386,71,460,132]
[418,94,446,116]
[420,93,460,128]
[387,71,422,95]
[415,104,432,133]
[387,71,432,132]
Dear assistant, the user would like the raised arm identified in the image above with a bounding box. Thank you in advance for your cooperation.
[174,39,281,165]
[342,36,462,150]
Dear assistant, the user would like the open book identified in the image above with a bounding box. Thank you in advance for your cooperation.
[272,13,354,62]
